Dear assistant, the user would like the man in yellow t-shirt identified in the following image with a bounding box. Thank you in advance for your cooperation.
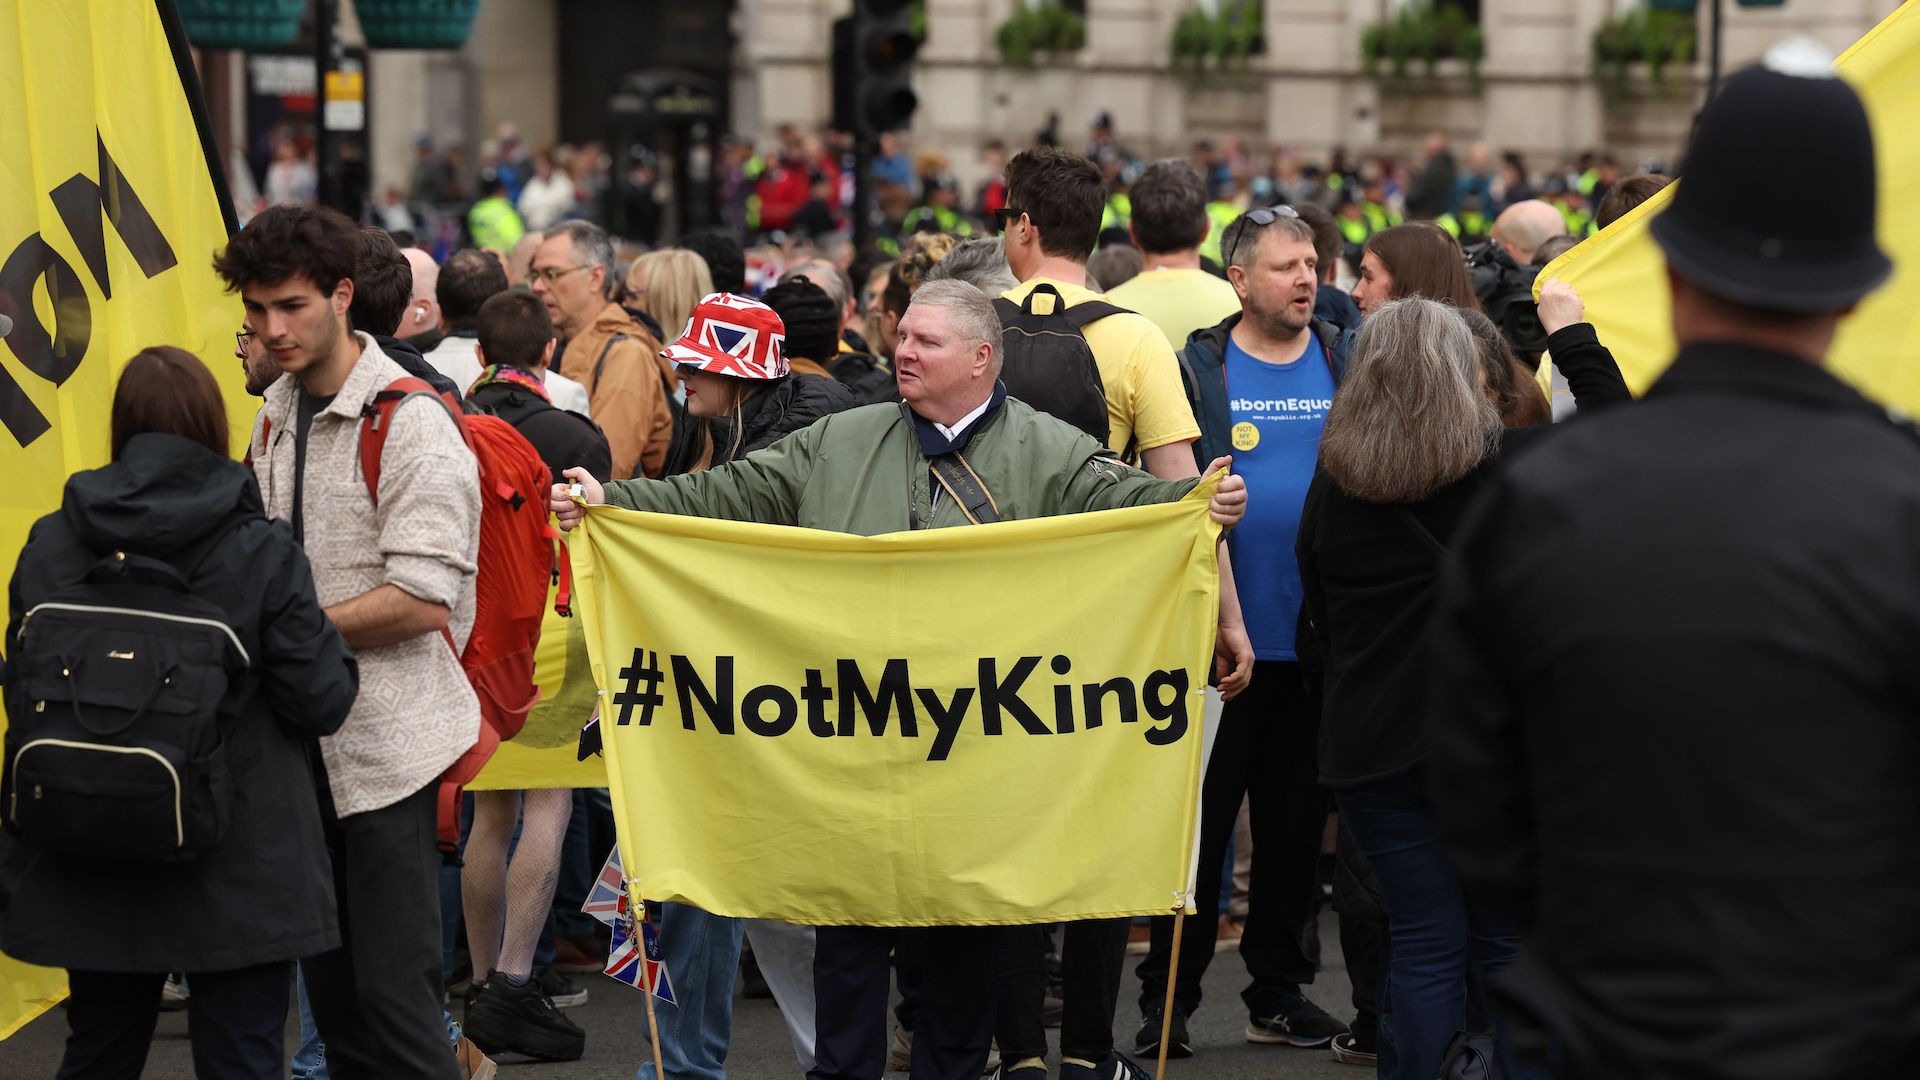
[1108,160,1243,353]
[990,145,1251,1080]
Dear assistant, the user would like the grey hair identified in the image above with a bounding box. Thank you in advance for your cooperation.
[545,220,618,300]
[1227,212,1316,271]
[781,259,852,312]
[1318,296,1502,503]
[908,278,1005,375]
[924,237,1020,295]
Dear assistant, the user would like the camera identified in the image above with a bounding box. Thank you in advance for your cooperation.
[1466,241,1547,360]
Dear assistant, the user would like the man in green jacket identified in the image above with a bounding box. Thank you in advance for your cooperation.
[551,278,1245,1080]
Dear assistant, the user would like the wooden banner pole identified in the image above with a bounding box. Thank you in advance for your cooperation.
[1154,910,1186,1080]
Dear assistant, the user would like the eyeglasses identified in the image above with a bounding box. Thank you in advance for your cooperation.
[993,206,1025,232]
[1225,205,1302,269]
[234,329,255,359]
[526,265,593,287]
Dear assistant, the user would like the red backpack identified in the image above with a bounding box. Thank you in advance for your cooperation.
[357,378,562,861]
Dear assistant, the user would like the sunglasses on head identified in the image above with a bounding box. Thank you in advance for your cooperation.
[1227,205,1301,267]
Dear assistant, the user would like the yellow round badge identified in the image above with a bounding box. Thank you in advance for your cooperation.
[1231,421,1261,451]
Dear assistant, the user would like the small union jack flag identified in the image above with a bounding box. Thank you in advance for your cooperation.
[581,845,626,926]
[606,908,675,1005]
[661,292,789,380]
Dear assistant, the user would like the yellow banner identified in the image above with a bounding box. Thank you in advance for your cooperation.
[1541,1,1920,406]
[1,0,247,1037]
[570,481,1222,926]
[469,586,607,790]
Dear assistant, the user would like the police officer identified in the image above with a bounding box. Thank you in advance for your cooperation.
[1429,60,1918,1078]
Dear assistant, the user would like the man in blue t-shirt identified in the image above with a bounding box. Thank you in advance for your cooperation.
[1135,208,1359,1062]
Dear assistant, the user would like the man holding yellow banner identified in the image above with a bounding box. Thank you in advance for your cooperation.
[553,278,1246,1080]
[1431,56,1920,1080]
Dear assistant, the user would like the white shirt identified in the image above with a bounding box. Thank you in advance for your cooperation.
[931,394,995,443]
[425,334,592,416]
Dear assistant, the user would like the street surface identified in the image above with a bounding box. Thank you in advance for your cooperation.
[0,911,1355,1079]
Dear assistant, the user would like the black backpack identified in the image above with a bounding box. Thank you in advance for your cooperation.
[992,283,1130,448]
[3,537,250,864]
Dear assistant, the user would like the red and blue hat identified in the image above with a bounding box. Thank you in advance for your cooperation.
[662,292,789,380]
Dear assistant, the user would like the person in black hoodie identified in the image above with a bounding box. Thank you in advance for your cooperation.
[645,291,857,1077]
[3,347,357,1078]
[353,227,463,399]
[1294,295,1625,1080]
[663,291,857,476]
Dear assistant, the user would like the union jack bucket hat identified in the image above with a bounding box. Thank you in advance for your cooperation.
[661,292,790,380]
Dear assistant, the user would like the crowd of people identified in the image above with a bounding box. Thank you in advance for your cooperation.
[8,48,1920,1080]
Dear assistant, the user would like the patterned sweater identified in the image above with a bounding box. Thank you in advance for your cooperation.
[252,334,481,817]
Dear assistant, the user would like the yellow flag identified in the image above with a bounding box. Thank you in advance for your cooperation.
[571,481,1222,926]
[469,581,607,790]
[0,0,248,1038]
[1541,1,1920,406]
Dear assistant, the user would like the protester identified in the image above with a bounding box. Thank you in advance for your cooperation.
[630,293,857,1077]
[1,348,356,1080]
[625,248,714,343]
[1349,223,1482,317]
[1529,234,1580,266]
[1592,171,1671,230]
[428,249,584,407]
[217,204,482,1080]
[1293,202,1362,332]
[1138,206,1351,1062]
[1488,200,1569,267]
[1296,294,1626,1080]
[1108,160,1243,349]
[777,261,898,403]
[350,229,462,399]
[550,278,1248,1080]
[1431,62,1920,1080]
[454,290,604,1063]
[997,145,1243,1079]
[533,220,676,478]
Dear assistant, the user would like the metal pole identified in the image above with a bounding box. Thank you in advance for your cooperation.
[314,0,339,212]
[1707,0,1724,102]
[853,133,874,254]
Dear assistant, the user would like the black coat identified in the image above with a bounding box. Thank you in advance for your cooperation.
[2,434,357,973]
[1296,323,1626,790]
[469,381,614,484]
[1427,344,1920,1078]
[665,373,858,475]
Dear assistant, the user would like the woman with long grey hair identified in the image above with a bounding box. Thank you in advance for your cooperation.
[1295,296,1625,1079]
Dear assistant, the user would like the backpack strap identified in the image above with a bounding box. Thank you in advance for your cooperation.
[357,378,465,507]
[1062,300,1132,328]
[591,333,630,397]
[930,452,1001,525]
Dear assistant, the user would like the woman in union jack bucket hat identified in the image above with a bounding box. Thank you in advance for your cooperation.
[663,291,860,473]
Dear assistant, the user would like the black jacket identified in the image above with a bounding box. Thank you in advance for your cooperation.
[2,434,357,972]
[469,381,614,484]
[1428,344,1920,1079]
[1177,312,1354,471]
[826,350,899,407]
[1296,323,1626,790]
[375,333,463,400]
[664,373,858,476]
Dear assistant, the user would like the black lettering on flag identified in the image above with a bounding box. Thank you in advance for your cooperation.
[742,683,798,737]
[48,135,179,303]
[1080,677,1139,729]
[914,685,976,762]
[978,656,1049,736]
[837,658,917,738]
[672,653,735,734]
[1143,669,1190,746]
[801,667,835,737]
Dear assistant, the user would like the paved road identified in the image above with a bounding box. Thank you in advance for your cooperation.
[0,912,1358,1079]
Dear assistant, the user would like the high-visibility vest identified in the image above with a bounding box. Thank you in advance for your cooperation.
[1200,200,1241,264]
[1435,213,1462,238]
[1338,215,1371,246]
[1100,193,1132,233]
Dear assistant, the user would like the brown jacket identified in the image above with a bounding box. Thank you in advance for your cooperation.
[557,302,675,478]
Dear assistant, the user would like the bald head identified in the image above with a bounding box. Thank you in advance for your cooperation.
[399,248,441,340]
[1490,200,1569,266]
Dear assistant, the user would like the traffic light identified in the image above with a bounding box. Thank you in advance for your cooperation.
[832,0,920,137]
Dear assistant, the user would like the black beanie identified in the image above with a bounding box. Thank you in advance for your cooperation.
[763,278,841,363]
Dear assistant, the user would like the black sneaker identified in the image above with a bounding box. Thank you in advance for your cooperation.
[536,966,588,1009]
[1246,992,1348,1048]
[1133,1006,1193,1059]
[1060,1050,1153,1079]
[462,973,586,1062]
[1331,1031,1378,1066]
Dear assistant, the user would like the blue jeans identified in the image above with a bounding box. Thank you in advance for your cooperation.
[1336,771,1533,1080]
[636,902,745,1080]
